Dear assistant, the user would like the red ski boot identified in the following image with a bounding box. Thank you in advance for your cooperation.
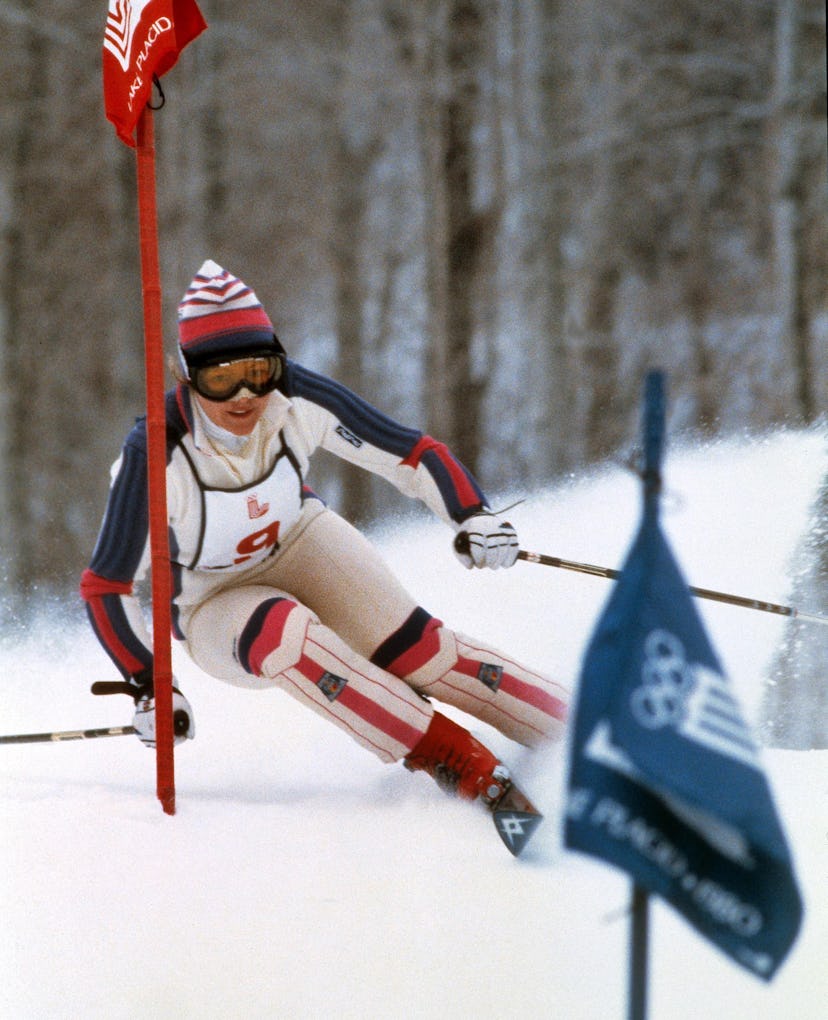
[403,711,511,806]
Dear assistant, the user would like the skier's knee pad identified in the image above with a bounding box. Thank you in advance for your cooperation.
[237,596,318,679]
[370,606,458,687]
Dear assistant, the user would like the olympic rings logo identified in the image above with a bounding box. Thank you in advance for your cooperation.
[630,629,696,729]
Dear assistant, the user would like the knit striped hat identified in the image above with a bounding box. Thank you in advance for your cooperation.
[177,260,283,367]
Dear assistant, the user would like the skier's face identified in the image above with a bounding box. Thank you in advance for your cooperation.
[195,389,269,436]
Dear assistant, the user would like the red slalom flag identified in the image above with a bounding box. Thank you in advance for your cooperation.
[103,0,207,146]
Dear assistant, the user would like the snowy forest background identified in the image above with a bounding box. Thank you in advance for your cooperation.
[0,2,826,745]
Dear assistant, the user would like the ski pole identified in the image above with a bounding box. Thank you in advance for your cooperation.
[517,549,828,626]
[0,725,136,745]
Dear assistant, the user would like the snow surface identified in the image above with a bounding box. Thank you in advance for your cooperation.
[1,428,826,1019]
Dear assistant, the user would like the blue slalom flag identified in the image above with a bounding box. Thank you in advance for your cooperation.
[564,371,803,980]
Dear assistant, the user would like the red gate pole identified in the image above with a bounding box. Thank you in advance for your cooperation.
[135,105,175,815]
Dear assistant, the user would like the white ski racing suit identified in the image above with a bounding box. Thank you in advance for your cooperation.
[82,361,568,761]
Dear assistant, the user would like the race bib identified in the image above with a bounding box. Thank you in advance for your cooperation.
[192,452,303,572]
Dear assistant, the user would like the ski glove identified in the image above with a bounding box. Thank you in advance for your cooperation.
[133,688,195,749]
[91,678,195,748]
[453,512,519,570]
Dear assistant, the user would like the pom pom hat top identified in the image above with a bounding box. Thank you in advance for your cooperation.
[177,259,285,368]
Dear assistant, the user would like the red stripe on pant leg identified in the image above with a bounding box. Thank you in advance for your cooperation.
[500,679,567,721]
[303,638,433,723]
[281,673,397,761]
[295,653,426,750]
[455,655,568,722]
[248,599,297,676]
[387,618,442,677]
[335,686,425,749]
[431,674,549,740]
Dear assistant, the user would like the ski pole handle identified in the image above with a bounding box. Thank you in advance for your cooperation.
[0,725,136,745]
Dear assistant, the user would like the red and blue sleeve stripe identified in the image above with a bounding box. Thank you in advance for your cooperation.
[81,571,153,680]
[399,435,486,523]
[284,362,487,523]
[81,426,153,679]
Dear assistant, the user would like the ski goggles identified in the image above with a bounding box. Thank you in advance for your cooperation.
[190,354,283,402]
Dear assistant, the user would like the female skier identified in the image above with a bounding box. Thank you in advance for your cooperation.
[81,260,568,821]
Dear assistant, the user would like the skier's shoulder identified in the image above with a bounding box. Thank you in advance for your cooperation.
[281,359,342,407]
[281,359,420,453]
[280,360,359,432]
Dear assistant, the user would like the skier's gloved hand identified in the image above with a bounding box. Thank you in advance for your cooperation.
[453,512,519,570]
[132,687,195,749]
[91,676,195,748]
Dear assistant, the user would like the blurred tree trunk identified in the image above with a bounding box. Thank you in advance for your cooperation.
[100,145,143,417]
[477,0,571,488]
[1,26,48,603]
[198,8,229,253]
[330,2,384,523]
[443,0,487,472]
[684,149,718,433]
[772,0,815,424]
[533,0,576,480]
[415,0,489,475]
[332,133,380,522]
[416,0,453,447]
[564,2,627,464]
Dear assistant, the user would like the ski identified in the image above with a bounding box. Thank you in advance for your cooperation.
[491,782,543,857]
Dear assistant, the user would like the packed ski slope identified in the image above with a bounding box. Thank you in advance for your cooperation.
[1,428,825,1019]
